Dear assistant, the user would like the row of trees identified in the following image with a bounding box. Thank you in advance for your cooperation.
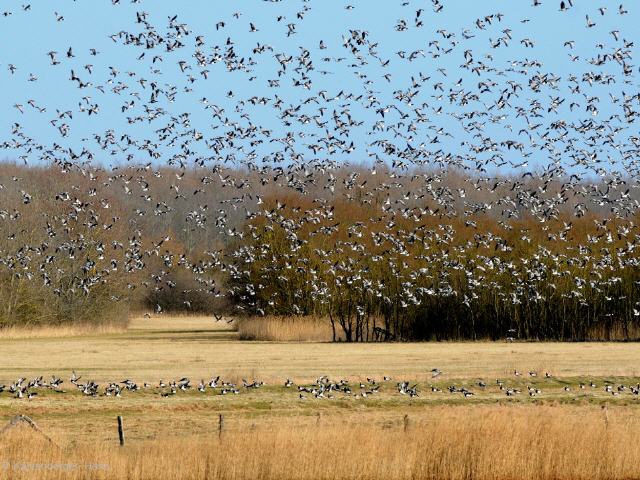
[0,162,229,327]
[228,194,640,341]
[1,161,640,341]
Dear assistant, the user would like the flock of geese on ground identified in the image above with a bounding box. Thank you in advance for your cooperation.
[0,1,639,322]
[2,369,640,400]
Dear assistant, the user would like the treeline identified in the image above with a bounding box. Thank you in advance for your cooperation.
[228,194,640,341]
[1,160,640,341]
[0,162,232,327]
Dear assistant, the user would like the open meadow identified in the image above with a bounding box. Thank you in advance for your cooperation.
[1,316,640,479]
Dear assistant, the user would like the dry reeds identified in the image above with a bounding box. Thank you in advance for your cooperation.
[237,316,339,342]
[0,406,638,479]
[0,322,127,340]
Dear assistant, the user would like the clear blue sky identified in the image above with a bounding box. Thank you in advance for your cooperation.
[0,0,637,175]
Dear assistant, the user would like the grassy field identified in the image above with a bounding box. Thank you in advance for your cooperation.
[3,315,640,382]
[3,406,640,480]
[2,316,640,479]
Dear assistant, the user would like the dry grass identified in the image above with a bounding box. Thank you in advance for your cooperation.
[237,316,339,342]
[0,323,127,340]
[4,316,640,478]
[128,314,234,332]
[0,316,640,383]
[1,405,639,479]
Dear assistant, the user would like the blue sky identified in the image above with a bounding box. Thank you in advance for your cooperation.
[0,0,637,176]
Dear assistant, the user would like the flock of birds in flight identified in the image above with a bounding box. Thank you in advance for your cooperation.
[0,0,639,319]
[3,369,640,401]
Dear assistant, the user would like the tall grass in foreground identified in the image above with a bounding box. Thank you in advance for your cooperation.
[237,316,340,342]
[0,406,638,479]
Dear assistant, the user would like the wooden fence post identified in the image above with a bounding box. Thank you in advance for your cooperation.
[117,416,125,446]
[218,414,224,439]
[403,414,409,432]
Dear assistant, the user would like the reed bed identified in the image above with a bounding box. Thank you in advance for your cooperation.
[237,316,340,342]
[0,323,127,340]
[0,405,637,480]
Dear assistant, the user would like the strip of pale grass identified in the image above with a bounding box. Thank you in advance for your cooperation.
[3,316,640,384]
[0,323,127,340]
[0,405,636,480]
[237,316,340,342]
[128,314,235,332]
